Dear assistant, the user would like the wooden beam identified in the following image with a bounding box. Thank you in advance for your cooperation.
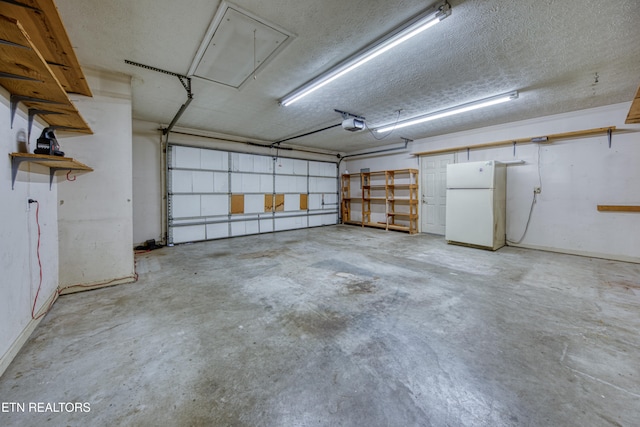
[626,84,640,124]
[597,205,640,213]
[411,126,615,157]
[0,0,92,96]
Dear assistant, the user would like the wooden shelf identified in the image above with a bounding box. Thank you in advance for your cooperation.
[0,14,92,133]
[411,127,615,157]
[388,198,418,203]
[387,224,413,232]
[10,152,93,190]
[387,184,418,188]
[1,0,91,96]
[341,168,419,234]
[597,205,640,213]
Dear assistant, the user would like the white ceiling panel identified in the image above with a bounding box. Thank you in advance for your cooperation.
[189,2,294,89]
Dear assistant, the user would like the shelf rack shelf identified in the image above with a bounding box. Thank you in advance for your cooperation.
[10,152,93,190]
[341,168,419,234]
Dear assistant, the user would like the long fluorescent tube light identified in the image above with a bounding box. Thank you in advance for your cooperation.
[375,91,519,133]
[279,1,451,107]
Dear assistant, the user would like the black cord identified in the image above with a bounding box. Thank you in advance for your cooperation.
[507,144,544,244]
[368,110,402,141]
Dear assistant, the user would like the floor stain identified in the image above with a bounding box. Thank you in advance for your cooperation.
[208,251,232,258]
[346,280,376,294]
[606,280,640,291]
[240,250,287,259]
[283,308,348,338]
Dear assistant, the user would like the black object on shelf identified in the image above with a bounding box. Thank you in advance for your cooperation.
[34,127,64,156]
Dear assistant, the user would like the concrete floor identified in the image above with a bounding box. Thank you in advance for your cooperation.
[1,225,639,426]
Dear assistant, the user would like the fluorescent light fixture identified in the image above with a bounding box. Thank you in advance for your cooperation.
[279,1,451,106]
[375,91,519,133]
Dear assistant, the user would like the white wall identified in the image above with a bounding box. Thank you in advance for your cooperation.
[345,102,640,263]
[132,120,163,245]
[57,69,135,288]
[132,122,339,245]
[0,88,59,375]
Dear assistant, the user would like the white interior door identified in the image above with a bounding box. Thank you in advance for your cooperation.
[420,153,454,235]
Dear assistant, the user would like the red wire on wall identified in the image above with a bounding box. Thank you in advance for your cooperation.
[31,201,45,320]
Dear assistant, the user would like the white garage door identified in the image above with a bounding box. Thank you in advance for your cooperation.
[167,145,338,244]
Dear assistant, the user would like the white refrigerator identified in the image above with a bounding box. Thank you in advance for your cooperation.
[445,161,506,250]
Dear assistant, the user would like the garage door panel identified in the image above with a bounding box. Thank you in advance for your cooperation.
[214,172,229,192]
[193,171,214,193]
[201,195,228,216]
[232,173,261,193]
[245,194,265,214]
[308,194,322,210]
[173,195,201,218]
[172,170,193,193]
[173,225,206,243]
[201,149,227,170]
[174,146,201,169]
[284,194,300,211]
[309,161,335,177]
[310,177,335,193]
[254,156,273,173]
[206,223,228,239]
[260,175,273,193]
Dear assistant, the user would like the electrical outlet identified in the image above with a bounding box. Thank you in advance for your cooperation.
[534,186,542,194]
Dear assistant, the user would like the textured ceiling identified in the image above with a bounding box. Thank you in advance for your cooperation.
[55,0,640,153]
